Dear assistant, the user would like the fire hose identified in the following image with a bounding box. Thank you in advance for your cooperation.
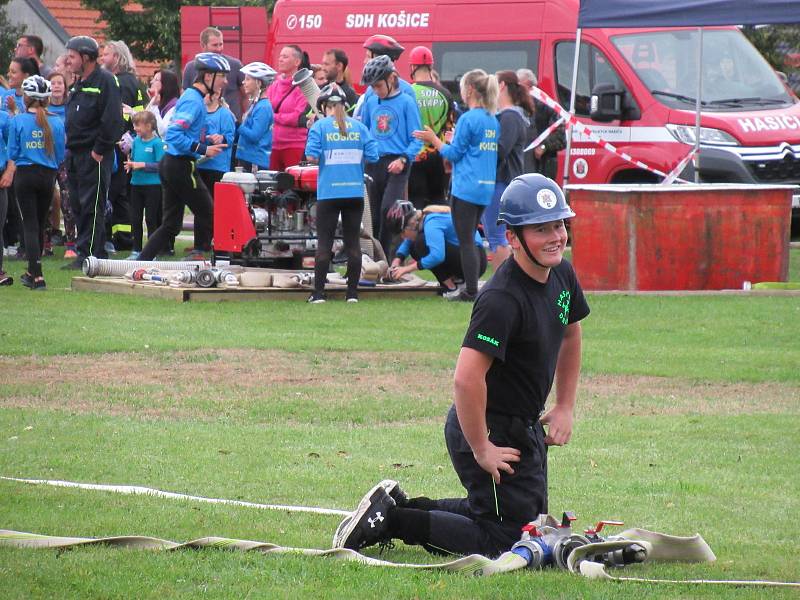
[1,477,797,587]
[82,256,211,278]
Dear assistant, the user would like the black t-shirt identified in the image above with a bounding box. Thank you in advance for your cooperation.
[462,258,590,418]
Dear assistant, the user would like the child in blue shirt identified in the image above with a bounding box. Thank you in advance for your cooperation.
[236,62,276,172]
[197,93,236,195]
[415,69,498,301]
[304,84,379,303]
[7,76,66,290]
[124,110,165,259]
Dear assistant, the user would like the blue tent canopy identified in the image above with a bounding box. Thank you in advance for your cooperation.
[578,0,800,28]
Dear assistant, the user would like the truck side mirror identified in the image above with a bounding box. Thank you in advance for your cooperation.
[590,84,624,122]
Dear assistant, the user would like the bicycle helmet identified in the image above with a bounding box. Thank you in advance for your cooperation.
[21,75,52,100]
[385,200,417,235]
[195,52,231,73]
[65,36,99,60]
[409,46,433,66]
[241,62,276,85]
[497,174,575,227]
[361,55,395,87]
[316,83,350,113]
[363,35,404,60]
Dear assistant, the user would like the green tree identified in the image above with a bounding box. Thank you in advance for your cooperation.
[742,25,800,72]
[0,0,26,72]
[80,0,276,69]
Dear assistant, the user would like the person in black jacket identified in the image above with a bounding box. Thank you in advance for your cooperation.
[516,69,566,181]
[62,36,124,268]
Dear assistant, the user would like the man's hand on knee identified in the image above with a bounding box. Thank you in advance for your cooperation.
[473,441,521,484]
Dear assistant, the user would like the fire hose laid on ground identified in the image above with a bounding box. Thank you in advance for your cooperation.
[1,477,797,587]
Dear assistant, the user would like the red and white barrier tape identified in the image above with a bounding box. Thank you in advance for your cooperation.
[528,87,692,183]
[524,116,566,153]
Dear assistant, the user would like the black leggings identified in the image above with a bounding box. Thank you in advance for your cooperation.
[139,155,212,261]
[451,196,485,295]
[314,197,364,295]
[15,165,57,278]
[366,155,410,256]
[129,184,162,251]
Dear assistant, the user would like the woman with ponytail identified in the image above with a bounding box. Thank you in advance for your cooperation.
[482,70,533,267]
[236,62,277,172]
[414,68,499,301]
[304,84,378,304]
[7,75,65,289]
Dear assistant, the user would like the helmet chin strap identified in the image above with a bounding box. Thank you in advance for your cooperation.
[513,226,550,270]
[200,72,217,97]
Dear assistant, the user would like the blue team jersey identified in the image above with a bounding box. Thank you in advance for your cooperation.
[0,111,9,166]
[165,87,209,158]
[236,97,273,169]
[439,108,498,206]
[7,111,66,169]
[48,102,67,122]
[0,89,24,114]
[359,91,422,161]
[396,212,482,269]
[130,135,165,186]
[305,116,379,200]
[198,105,236,173]
[356,77,416,120]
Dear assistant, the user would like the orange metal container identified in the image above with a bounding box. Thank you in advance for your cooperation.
[567,184,793,291]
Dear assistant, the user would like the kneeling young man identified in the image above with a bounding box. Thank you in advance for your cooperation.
[333,174,590,557]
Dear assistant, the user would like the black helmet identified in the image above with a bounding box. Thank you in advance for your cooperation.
[361,55,395,87]
[385,200,417,235]
[316,83,350,113]
[66,36,99,60]
[363,34,404,61]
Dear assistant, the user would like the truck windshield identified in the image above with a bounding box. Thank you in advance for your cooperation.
[612,29,793,110]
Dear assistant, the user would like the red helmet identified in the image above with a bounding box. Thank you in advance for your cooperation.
[363,34,404,60]
[409,46,433,66]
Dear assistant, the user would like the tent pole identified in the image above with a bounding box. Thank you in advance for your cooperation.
[693,27,704,183]
[562,28,582,191]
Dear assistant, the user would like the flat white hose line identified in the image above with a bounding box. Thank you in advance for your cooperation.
[0,476,349,517]
[579,562,800,587]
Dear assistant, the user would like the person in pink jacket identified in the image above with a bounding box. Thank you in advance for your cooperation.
[267,44,311,171]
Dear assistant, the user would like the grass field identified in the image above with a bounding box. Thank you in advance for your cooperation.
[1,248,799,599]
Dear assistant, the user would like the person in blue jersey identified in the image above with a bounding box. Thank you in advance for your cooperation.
[136,52,230,262]
[415,69,499,302]
[386,200,486,295]
[43,71,73,258]
[359,55,422,257]
[236,62,276,172]
[123,110,164,260]
[6,76,66,290]
[197,92,236,199]
[304,83,378,304]
[3,57,39,115]
[0,109,12,285]
[353,35,416,119]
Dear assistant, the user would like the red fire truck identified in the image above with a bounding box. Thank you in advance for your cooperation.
[182,0,800,224]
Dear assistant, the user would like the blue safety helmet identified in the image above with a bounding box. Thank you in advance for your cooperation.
[195,52,231,73]
[497,174,575,226]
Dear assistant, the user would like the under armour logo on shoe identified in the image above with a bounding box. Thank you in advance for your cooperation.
[368,512,384,528]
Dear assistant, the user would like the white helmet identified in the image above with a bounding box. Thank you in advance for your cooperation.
[22,75,52,100]
[242,62,277,86]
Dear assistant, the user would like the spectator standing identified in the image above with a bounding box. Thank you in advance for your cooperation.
[482,70,532,268]
[359,55,422,256]
[15,36,53,78]
[0,108,12,284]
[3,57,39,115]
[124,110,164,260]
[182,27,245,122]
[62,35,124,268]
[7,76,66,289]
[237,62,276,172]
[415,69,499,302]
[136,53,229,262]
[321,49,359,109]
[267,45,311,172]
[516,69,566,180]
[146,69,181,138]
[407,46,454,209]
[304,83,378,304]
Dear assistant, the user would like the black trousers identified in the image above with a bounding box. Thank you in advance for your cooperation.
[390,405,548,558]
[107,147,132,249]
[410,230,486,288]
[66,150,113,259]
[366,155,410,256]
[408,151,447,209]
[451,197,485,296]
[314,197,364,295]
[15,165,57,277]
[0,170,7,272]
[139,155,213,261]
[129,184,162,252]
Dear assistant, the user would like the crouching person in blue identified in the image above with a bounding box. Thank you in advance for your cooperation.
[333,174,590,558]
[386,199,486,295]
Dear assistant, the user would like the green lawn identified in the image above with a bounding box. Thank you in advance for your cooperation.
[0,248,798,598]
